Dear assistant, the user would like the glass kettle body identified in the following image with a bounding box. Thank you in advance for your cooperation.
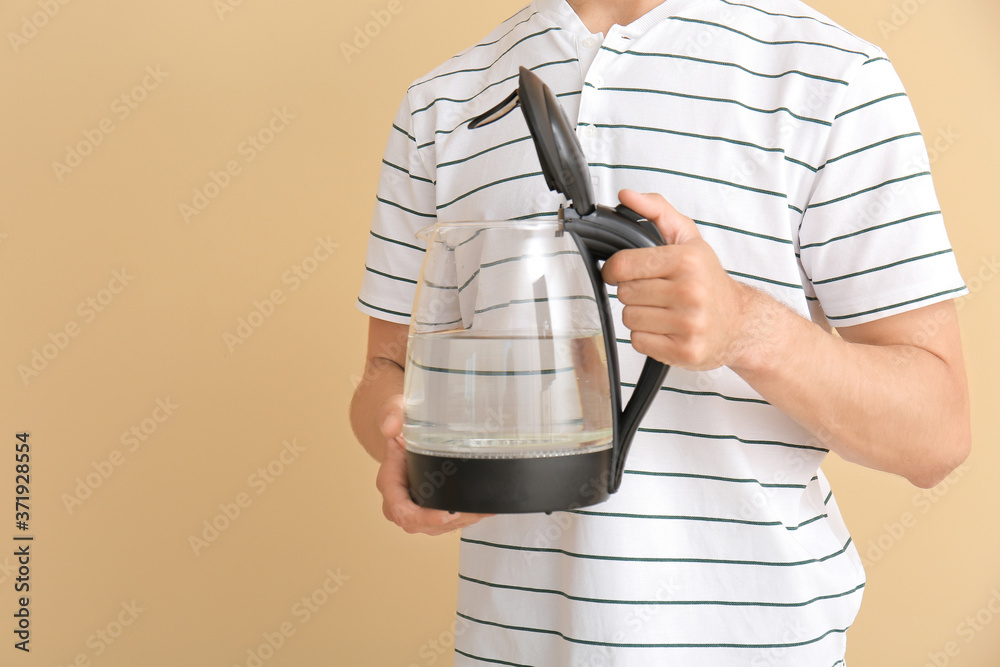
[402,66,668,514]
[403,216,667,514]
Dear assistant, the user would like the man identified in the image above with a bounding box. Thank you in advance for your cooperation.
[351,0,970,663]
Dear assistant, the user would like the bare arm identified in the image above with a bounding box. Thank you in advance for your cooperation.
[349,317,409,462]
[603,190,971,488]
[350,317,491,534]
[730,290,969,488]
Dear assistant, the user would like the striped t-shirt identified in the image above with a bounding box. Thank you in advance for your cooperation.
[357,0,967,664]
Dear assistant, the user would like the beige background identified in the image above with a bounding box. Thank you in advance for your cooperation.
[1,0,997,665]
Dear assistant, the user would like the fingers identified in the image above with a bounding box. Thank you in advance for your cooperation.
[376,438,492,536]
[374,396,492,535]
[603,192,701,285]
[614,266,738,371]
[627,326,722,371]
[618,189,700,245]
[619,299,738,371]
[603,240,710,285]
[614,277,686,308]
[603,246,678,286]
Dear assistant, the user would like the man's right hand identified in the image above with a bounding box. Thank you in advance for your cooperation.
[374,396,492,536]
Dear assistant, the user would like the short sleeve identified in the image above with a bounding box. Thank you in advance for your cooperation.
[797,54,967,327]
[356,91,436,324]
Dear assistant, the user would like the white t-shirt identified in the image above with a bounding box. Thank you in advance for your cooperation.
[357,1,967,664]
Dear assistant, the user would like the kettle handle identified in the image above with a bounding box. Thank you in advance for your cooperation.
[566,204,670,493]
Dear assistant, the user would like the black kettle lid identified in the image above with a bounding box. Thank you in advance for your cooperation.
[516,67,596,216]
[469,67,596,216]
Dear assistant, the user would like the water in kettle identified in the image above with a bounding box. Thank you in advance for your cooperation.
[403,331,614,458]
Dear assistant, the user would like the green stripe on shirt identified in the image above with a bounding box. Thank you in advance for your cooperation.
[460,536,855,567]
[812,249,953,285]
[599,46,849,85]
[592,86,831,126]
[824,286,967,321]
[636,427,828,453]
[589,161,787,198]
[458,574,866,608]
[455,610,851,649]
[668,16,869,58]
[800,211,941,250]
[807,172,931,209]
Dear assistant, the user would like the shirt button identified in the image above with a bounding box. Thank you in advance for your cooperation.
[584,125,598,138]
[582,37,598,48]
[590,75,605,88]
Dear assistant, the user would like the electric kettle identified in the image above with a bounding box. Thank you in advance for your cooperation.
[402,67,669,514]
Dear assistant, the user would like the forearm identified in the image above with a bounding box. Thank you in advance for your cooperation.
[349,357,405,462]
[730,286,970,488]
[602,190,969,488]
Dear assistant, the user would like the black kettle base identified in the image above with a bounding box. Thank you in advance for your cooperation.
[406,448,612,514]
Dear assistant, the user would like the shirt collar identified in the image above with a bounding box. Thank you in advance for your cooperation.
[534,0,705,39]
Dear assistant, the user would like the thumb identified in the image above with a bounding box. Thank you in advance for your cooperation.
[618,189,700,245]
[378,395,405,439]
